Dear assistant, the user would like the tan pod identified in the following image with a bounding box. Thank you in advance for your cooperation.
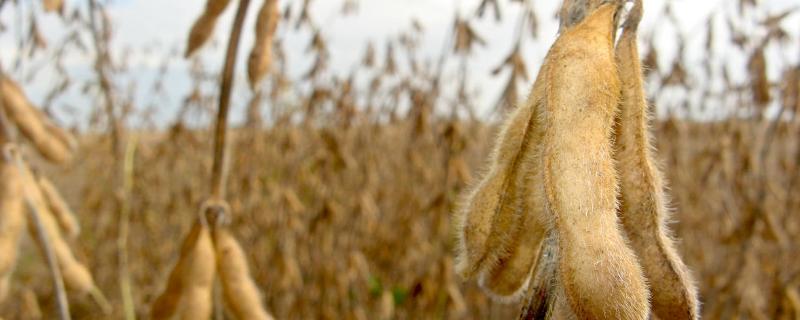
[247,0,280,87]
[477,66,550,300]
[0,162,26,302]
[613,1,699,319]
[542,4,649,319]
[214,228,274,320]
[36,175,81,239]
[185,0,233,57]
[151,222,216,320]
[454,100,534,279]
[16,159,96,295]
[0,78,76,164]
[42,0,63,12]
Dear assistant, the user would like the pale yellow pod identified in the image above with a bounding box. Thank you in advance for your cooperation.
[247,0,280,88]
[185,0,233,57]
[16,160,96,294]
[0,277,8,303]
[542,4,649,319]
[176,287,214,320]
[453,100,534,279]
[42,0,63,12]
[478,68,550,300]
[0,78,75,164]
[37,175,80,239]
[0,162,26,302]
[613,1,699,319]
[214,228,274,320]
[151,222,216,320]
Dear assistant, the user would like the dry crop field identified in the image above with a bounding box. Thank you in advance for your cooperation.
[0,0,799,319]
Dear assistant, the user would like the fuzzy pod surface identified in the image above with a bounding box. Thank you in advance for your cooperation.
[478,60,551,301]
[541,4,649,319]
[613,1,699,318]
[454,95,536,280]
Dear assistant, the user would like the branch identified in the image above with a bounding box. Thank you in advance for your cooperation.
[210,0,252,199]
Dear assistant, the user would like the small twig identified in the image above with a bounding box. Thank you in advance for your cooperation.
[88,0,122,158]
[118,135,138,320]
[210,0,252,200]
[4,147,71,320]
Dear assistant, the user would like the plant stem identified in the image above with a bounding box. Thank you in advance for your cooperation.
[211,0,252,200]
[119,135,138,320]
[87,0,122,159]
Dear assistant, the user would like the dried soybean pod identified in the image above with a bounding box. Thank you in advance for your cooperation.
[0,78,75,164]
[613,1,699,319]
[455,52,563,282]
[247,0,280,88]
[214,228,274,320]
[42,0,63,12]
[185,0,233,57]
[479,160,547,301]
[37,175,81,239]
[18,162,93,295]
[558,0,606,31]
[0,162,26,302]
[478,66,550,300]
[12,152,110,313]
[454,94,535,279]
[151,221,216,320]
[542,4,649,319]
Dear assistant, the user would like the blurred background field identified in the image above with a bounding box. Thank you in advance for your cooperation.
[0,0,799,319]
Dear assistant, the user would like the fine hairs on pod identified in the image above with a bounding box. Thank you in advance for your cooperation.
[185,0,233,57]
[0,77,77,165]
[540,3,649,319]
[453,87,536,280]
[476,58,551,302]
[613,0,699,318]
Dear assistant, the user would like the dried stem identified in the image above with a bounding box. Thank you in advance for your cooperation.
[211,0,252,200]
[87,0,122,158]
[118,135,138,320]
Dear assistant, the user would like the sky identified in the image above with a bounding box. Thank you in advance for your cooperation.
[1,0,799,127]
